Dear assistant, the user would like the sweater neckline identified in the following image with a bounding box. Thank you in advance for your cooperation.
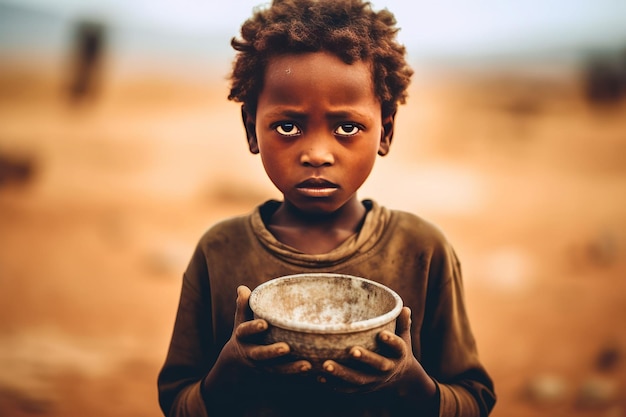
[250,199,390,268]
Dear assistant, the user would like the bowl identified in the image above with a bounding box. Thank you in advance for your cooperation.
[249,273,403,367]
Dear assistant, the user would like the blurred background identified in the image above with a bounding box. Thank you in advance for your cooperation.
[1,1,625,416]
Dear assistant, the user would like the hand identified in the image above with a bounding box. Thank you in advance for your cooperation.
[319,307,437,397]
[217,286,312,376]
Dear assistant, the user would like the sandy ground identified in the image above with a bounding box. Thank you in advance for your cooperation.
[0,60,625,417]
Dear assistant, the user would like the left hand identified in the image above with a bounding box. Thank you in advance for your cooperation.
[319,306,435,396]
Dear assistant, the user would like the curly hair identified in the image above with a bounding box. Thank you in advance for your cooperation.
[228,0,413,117]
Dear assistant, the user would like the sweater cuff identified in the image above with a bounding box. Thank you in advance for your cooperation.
[436,381,480,417]
[171,381,209,417]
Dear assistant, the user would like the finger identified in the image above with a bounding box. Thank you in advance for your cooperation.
[266,360,312,375]
[396,306,412,338]
[234,285,251,327]
[372,307,412,358]
[349,346,395,372]
[247,342,290,361]
[322,360,377,386]
[377,330,407,358]
[235,318,268,339]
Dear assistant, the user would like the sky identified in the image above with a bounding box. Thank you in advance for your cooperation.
[2,0,626,64]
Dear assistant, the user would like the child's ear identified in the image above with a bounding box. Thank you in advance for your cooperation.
[241,105,259,154]
[378,111,396,156]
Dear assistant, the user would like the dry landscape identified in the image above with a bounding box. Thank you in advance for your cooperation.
[0,54,625,417]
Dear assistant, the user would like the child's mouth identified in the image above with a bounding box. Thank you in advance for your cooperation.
[296,178,339,197]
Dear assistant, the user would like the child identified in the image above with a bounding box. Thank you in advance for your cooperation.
[158,0,496,416]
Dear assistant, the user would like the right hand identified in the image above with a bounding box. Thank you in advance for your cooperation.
[221,285,312,375]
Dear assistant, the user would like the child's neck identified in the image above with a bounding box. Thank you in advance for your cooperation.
[267,198,367,255]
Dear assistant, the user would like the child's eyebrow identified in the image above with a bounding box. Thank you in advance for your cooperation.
[264,108,373,121]
[264,109,307,119]
[325,110,372,120]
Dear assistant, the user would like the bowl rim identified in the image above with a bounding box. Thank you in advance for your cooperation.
[249,273,403,334]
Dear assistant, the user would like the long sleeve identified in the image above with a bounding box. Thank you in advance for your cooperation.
[420,244,496,417]
[158,245,214,417]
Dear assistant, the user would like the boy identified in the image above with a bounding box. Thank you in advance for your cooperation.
[158,1,496,416]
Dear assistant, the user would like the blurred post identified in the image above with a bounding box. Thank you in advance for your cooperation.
[583,48,626,105]
[67,19,106,104]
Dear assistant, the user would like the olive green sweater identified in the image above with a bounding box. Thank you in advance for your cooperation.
[158,200,495,416]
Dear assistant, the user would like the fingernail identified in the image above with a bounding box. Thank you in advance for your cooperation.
[237,286,245,298]
[300,363,311,372]
[351,348,362,358]
[324,363,334,373]
[318,376,327,383]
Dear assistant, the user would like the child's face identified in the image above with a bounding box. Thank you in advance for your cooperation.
[244,51,394,215]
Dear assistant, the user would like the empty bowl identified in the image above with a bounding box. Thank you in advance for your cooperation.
[249,273,403,367]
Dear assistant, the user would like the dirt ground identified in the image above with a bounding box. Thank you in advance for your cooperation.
[0,60,625,417]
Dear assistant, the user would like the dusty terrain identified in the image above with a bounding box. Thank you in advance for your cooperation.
[0,59,625,417]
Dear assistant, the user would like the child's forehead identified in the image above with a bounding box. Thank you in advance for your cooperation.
[259,51,379,108]
[264,52,373,86]
[265,51,374,81]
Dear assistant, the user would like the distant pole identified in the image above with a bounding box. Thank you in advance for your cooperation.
[67,20,106,103]
[584,51,626,105]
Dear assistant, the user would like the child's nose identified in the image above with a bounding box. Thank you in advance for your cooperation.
[299,136,335,167]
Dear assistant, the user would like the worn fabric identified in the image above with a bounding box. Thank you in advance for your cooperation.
[158,200,496,416]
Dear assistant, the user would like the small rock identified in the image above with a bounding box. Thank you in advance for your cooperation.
[0,151,37,188]
[576,377,618,409]
[143,251,178,276]
[142,243,190,278]
[586,230,618,267]
[524,374,569,406]
[595,341,622,372]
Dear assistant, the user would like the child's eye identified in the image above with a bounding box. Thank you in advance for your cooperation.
[335,123,361,136]
[275,122,301,136]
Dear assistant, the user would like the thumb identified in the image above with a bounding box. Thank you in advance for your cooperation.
[396,306,412,343]
[234,285,252,327]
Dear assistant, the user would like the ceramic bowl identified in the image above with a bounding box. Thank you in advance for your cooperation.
[249,273,403,367]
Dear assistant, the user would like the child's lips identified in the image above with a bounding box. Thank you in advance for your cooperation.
[296,178,339,197]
